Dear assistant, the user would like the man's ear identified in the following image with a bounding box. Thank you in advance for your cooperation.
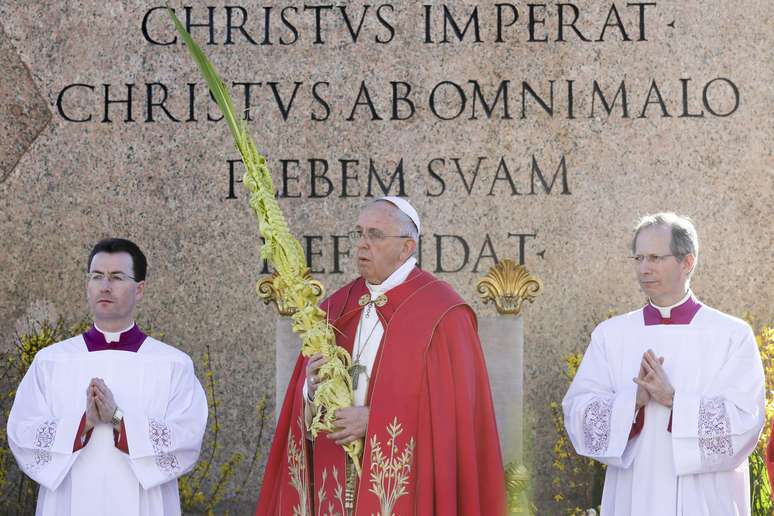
[682,254,696,276]
[135,281,145,302]
[400,239,417,261]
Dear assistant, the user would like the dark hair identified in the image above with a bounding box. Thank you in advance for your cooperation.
[87,238,147,281]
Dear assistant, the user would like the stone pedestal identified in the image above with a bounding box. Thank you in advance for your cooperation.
[478,314,524,465]
[275,317,300,420]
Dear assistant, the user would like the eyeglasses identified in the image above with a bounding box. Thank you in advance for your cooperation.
[87,271,136,283]
[347,229,411,244]
[630,254,680,264]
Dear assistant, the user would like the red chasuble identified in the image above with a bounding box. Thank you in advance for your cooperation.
[256,268,506,515]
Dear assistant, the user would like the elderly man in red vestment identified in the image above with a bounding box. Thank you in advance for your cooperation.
[256,197,506,515]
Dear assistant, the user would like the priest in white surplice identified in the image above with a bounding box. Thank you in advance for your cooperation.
[563,213,765,516]
[7,238,208,516]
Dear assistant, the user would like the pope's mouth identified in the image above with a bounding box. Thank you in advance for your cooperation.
[97,299,114,304]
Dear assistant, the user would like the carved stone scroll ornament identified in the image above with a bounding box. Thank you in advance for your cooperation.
[476,260,543,316]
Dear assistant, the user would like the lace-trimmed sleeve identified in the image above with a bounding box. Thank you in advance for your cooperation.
[583,398,613,455]
[7,354,86,491]
[149,418,180,476]
[670,324,765,476]
[27,420,58,472]
[698,396,733,464]
[562,326,642,468]
[122,355,207,489]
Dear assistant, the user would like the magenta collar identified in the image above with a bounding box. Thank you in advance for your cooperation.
[83,324,147,352]
[643,296,702,326]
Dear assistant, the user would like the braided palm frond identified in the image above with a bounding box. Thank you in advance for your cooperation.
[168,8,362,474]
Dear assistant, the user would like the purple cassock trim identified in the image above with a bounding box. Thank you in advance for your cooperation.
[83,324,147,352]
[643,295,702,326]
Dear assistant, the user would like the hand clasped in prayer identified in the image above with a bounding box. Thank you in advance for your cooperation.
[85,378,119,431]
[633,349,675,408]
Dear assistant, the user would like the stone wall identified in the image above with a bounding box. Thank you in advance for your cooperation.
[1,1,772,512]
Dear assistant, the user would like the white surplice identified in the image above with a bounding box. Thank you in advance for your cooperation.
[7,335,208,516]
[563,303,765,516]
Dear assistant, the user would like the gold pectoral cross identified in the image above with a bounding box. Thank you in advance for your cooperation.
[349,363,367,390]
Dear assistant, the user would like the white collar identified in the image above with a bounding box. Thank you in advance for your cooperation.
[366,257,417,296]
[649,290,692,318]
[94,322,135,343]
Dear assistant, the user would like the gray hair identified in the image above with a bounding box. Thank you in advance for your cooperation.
[363,199,419,243]
[632,212,699,274]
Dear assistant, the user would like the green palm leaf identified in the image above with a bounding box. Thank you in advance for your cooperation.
[166,7,241,143]
[166,5,362,475]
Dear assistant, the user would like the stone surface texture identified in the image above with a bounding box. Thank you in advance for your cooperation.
[1,1,772,512]
[0,25,51,183]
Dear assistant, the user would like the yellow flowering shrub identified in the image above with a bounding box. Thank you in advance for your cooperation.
[756,325,774,449]
[179,345,269,515]
[549,353,605,515]
[751,324,774,515]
